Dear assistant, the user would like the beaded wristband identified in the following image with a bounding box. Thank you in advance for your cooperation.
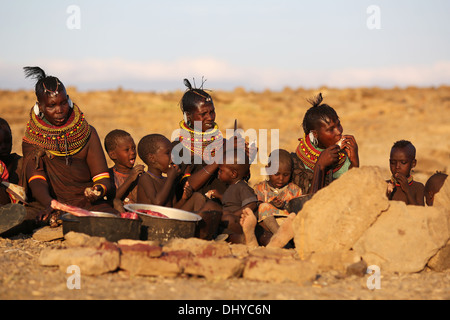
[182,173,191,180]
[92,172,110,182]
[28,175,47,183]
[93,183,107,197]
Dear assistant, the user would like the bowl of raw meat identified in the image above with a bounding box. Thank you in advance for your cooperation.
[124,204,202,243]
[61,211,142,242]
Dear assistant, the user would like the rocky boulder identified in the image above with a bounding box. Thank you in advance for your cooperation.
[353,201,450,273]
[293,166,389,259]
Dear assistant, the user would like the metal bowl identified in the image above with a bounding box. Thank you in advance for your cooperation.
[61,211,142,242]
[124,204,202,243]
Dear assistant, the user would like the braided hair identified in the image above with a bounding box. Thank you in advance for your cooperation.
[302,93,339,135]
[23,66,66,102]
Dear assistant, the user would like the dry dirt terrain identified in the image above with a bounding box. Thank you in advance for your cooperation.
[0,86,449,301]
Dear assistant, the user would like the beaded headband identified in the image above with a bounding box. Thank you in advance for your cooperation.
[191,90,212,102]
[43,79,60,97]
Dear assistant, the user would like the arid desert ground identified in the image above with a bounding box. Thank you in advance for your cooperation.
[0,86,449,300]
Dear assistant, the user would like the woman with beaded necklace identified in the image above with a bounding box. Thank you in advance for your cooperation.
[291,93,359,196]
[16,67,116,231]
[171,79,231,239]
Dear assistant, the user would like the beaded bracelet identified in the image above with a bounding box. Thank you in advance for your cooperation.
[92,172,110,183]
[93,183,107,197]
[28,175,47,183]
[182,173,191,180]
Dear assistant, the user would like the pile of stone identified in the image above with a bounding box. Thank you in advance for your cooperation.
[292,166,450,273]
[39,231,357,284]
[35,166,450,283]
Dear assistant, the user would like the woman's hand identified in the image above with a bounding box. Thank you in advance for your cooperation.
[84,184,104,203]
[36,203,54,223]
[341,135,359,168]
[316,145,341,168]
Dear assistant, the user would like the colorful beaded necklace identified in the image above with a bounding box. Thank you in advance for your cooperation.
[178,120,223,158]
[295,134,347,172]
[390,175,414,186]
[23,104,91,158]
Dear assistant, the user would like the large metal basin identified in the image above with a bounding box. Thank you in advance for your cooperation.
[61,211,142,242]
[124,204,202,243]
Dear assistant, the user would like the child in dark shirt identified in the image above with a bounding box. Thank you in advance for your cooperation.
[104,129,145,213]
[213,148,258,243]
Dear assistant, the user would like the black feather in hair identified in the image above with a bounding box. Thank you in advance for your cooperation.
[183,78,192,90]
[23,66,47,82]
[307,92,324,107]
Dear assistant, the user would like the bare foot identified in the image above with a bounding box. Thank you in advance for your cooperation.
[267,212,296,248]
[239,208,259,247]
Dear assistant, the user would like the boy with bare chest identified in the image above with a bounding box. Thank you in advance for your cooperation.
[386,140,424,206]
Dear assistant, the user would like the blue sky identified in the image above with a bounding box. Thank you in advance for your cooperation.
[1,0,449,91]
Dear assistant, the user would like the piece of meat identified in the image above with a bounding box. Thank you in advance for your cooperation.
[136,209,169,219]
[50,199,94,217]
[120,212,139,220]
[336,137,345,149]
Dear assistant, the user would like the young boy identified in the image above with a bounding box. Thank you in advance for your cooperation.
[424,171,448,206]
[214,148,258,243]
[137,134,204,211]
[104,129,145,213]
[0,118,22,185]
[386,140,424,206]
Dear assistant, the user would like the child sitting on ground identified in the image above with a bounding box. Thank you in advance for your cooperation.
[0,159,10,205]
[104,129,145,213]
[424,171,448,206]
[253,149,302,245]
[386,140,424,206]
[137,134,205,211]
[213,148,258,243]
[0,118,22,185]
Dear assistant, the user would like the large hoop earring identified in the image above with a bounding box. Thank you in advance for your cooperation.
[67,95,74,109]
[33,102,44,119]
[309,131,318,146]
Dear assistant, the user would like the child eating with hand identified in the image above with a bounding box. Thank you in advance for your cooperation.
[137,134,204,211]
[215,148,258,243]
[386,140,424,206]
[253,149,302,243]
[424,171,448,206]
[104,129,144,213]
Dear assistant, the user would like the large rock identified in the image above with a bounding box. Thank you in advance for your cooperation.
[162,237,232,257]
[353,201,450,273]
[293,166,389,259]
[184,257,245,281]
[427,240,450,271]
[32,226,64,242]
[39,246,120,275]
[242,257,317,285]
[118,242,182,277]
[433,176,450,212]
